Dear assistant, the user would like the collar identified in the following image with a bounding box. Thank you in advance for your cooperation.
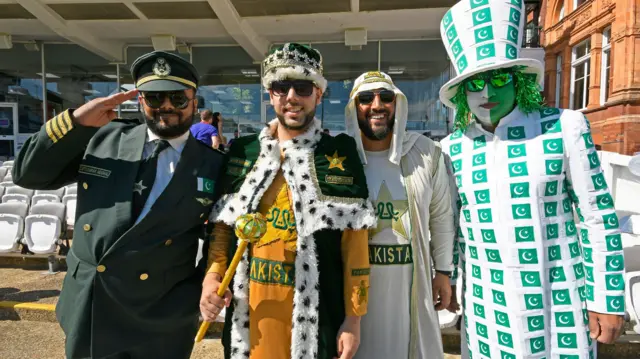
[259,118,323,151]
[147,128,189,154]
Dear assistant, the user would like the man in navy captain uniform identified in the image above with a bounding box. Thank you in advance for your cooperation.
[12,51,226,359]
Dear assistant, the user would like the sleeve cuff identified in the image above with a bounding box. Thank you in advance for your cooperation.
[207,263,227,277]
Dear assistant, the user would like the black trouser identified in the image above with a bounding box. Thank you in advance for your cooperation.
[76,323,199,359]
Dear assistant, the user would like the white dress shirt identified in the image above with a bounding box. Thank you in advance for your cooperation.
[134,129,189,224]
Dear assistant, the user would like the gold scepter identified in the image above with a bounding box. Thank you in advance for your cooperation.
[195,213,267,343]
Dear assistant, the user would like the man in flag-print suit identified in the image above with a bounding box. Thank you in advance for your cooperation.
[439,0,626,358]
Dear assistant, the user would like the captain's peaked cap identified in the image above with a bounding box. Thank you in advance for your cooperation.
[130,51,199,92]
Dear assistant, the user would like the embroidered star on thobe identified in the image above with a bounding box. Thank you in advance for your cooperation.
[326,151,347,171]
[371,181,409,240]
[133,180,147,195]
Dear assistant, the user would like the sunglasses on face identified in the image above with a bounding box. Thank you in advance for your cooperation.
[357,90,396,105]
[141,91,193,109]
[464,73,513,92]
[271,80,315,97]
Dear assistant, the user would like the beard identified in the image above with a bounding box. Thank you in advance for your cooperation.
[358,110,395,141]
[276,108,316,131]
[144,107,194,139]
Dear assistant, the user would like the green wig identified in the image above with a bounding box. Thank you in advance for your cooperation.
[450,66,545,130]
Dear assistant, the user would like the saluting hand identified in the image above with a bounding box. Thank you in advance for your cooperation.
[72,89,139,127]
[200,273,232,322]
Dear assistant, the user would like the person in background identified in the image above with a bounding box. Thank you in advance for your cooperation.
[213,112,226,151]
[228,130,239,146]
[323,128,330,135]
[191,109,219,148]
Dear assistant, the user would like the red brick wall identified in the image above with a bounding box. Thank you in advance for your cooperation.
[542,0,640,155]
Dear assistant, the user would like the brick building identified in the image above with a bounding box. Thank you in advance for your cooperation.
[541,0,640,154]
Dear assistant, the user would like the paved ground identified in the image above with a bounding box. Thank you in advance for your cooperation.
[0,263,637,359]
[0,266,64,306]
[0,320,463,359]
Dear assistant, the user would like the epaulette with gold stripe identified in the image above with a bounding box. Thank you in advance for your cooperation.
[46,109,74,143]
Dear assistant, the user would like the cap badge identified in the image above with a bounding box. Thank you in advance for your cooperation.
[153,57,171,77]
[364,71,384,79]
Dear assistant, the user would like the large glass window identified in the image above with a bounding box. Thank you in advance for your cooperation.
[192,46,261,139]
[571,39,591,110]
[44,44,118,119]
[380,40,450,137]
[0,44,44,158]
[601,27,612,104]
[307,42,379,134]
[574,0,587,10]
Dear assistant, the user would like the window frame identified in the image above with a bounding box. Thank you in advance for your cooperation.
[559,5,565,21]
[600,27,612,105]
[570,38,591,110]
[555,54,563,107]
[573,0,587,11]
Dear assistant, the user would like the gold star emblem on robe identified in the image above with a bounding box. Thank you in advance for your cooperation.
[325,151,346,171]
[371,181,409,240]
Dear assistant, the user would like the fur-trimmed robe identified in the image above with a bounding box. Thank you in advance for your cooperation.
[210,118,376,359]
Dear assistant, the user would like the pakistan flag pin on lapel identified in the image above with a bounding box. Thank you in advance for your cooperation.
[197,177,215,194]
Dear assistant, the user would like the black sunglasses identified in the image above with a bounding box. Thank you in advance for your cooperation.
[141,91,193,109]
[357,90,395,105]
[271,80,315,97]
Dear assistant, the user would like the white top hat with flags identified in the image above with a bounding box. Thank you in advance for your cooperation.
[438,0,544,108]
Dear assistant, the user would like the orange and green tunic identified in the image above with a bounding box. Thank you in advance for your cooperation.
[208,171,369,359]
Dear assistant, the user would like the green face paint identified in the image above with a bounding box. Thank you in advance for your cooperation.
[465,71,517,128]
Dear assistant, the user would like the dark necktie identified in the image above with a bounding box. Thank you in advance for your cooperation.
[132,139,171,220]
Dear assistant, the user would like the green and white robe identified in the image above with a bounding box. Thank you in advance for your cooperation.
[441,107,625,359]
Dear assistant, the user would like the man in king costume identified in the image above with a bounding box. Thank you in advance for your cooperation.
[344,71,456,359]
[199,43,376,359]
[439,0,626,358]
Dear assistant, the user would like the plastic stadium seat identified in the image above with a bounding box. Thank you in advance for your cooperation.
[65,184,77,196]
[0,167,7,182]
[35,188,65,198]
[23,203,65,254]
[31,189,64,208]
[0,202,28,253]
[31,194,61,208]
[3,174,12,183]
[2,186,34,205]
[2,194,30,204]
[625,272,640,334]
[1,160,14,168]
[5,186,34,199]
[62,194,77,227]
[0,181,14,190]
